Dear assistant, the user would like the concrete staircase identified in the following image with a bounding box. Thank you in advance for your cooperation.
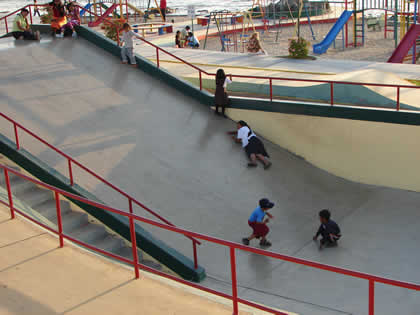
[0,167,161,270]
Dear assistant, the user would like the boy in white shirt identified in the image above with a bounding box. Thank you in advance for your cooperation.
[120,23,143,66]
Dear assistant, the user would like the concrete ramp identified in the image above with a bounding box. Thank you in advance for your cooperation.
[1,37,420,315]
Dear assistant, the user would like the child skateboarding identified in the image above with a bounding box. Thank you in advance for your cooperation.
[313,209,341,250]
[242,198,274,247]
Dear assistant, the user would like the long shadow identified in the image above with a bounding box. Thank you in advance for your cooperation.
[0,284,58,315]
[60,279,134,314]
[0,248,58,273]
[0,233,47,249]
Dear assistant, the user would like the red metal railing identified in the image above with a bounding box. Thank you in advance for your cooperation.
[0,112,201,269]
[2,163,420,315]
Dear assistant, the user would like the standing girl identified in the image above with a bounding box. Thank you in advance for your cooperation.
[214,69,231,117]
[120,23,143,66]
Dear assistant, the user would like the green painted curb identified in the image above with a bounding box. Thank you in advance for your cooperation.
[0,134,206,282]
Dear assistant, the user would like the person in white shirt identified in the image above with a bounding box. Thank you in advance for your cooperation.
[214,69,232,117]
[120,23,143,66]
[229,120,272,169]
[187,32,200,48]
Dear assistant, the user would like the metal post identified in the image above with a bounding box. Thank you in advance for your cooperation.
[5,19,8,34]
[193,241,198,269]
[396,87,400,110]
[14,124,20,150]
[129,199,140,279]
[369,280,375,315]
[55,192,64,248]
[394,0,398,48]
[156,48,160,68]
[330,82,334,105]
[3,169,15,219]
[199,71,202,90]
[229,247,239,315]
[68,159,74,186]
[29,6,33,25]
[269,79,273,101]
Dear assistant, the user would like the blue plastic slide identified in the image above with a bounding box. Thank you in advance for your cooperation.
[80,3,93,17]
[313,10,353,54]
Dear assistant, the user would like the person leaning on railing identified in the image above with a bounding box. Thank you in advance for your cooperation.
[12,9,40,41]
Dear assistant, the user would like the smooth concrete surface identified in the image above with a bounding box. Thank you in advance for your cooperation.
[1,38,420,315]
[0,204,274,315]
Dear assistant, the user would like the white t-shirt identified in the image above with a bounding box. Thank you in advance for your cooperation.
[223,78,232,89]
[237,126,256,148]
[121,30,137,48]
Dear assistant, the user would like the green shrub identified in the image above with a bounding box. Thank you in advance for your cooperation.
[104,19,125,42]
[288,37,309,59]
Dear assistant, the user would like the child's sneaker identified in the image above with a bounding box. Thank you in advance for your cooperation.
[242,238,250,246]
[259,239,272,247]
[247,163,257,168]
[264,162,272,170]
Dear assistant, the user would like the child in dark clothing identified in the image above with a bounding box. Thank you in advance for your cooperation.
[313,209,341,250]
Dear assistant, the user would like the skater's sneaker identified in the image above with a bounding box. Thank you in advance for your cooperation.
[264,162,272,170]
[242,238,250,246]
[259,239,272,247]
[247,163,257,168]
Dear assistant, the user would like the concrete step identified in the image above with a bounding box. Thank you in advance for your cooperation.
[71,224,108,245]
[61,211,89,233]
[15,187,54,208]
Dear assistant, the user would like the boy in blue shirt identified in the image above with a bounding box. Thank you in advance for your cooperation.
[313,209,341,250]
[242,198,274,247]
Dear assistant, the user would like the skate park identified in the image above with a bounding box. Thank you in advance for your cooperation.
[1,2,420,315]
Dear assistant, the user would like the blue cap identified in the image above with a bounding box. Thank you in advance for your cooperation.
[259,198,274,209]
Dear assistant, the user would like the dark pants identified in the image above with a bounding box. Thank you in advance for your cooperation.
[34,9,41,17]
[320,233,340,246]
[160,8,166,21]
[12,31,36,40]
[215,105,225,115]
[248,221,269,238]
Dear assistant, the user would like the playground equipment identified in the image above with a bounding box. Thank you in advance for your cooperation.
[132,23,173,37]
[203,11,247,52]
[388,23,420,62]
[312,0,419,61]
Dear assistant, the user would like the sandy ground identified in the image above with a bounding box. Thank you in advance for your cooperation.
[203,21,412,63]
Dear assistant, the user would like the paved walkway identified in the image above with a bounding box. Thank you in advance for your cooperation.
[0,204,273,315]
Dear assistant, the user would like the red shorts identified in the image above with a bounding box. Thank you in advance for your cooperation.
[248,220,269,237]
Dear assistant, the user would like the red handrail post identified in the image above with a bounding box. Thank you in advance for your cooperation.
[129,200,140,279]
[193,241,198,269]
[5,19,8,34]
[230,247,239,315]
[396,87,400,111]
[14,123,20,150]
[199,70,202,91]
[156,48,160,68]
[29,6,33,25]
[68,159,74,186]
[269,78,273,101]
[3,169,15,219]
[330,82,334,106]
[369,280,375,315]
[55,192,64,248]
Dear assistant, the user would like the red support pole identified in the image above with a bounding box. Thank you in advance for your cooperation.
[68,159,74,186]
[55,192,64,248]
[230,247,239,315]
[193,241,198,269]
[269,79,273,101]
[3,169,15,219]
[369,280,375,315]
[396,87,400,111]
[129,199,140,279]
[199,71,202,91]
[5,19,8,34]
[126,0,129,21]
[156,48,160,68]
[14,123,20,150]
[29,6,33,25]
[330,82,334,106]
